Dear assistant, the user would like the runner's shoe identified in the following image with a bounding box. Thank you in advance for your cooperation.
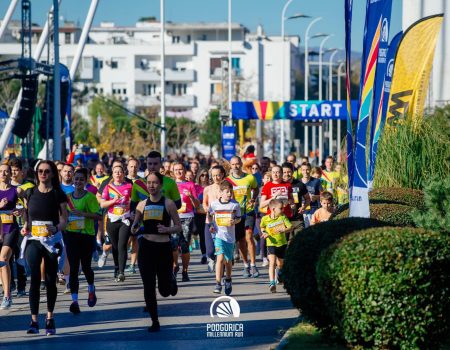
[0,296,12,309]
[148,321,160,333]
[116,273,125,282]
[213,283,222,294]
[126,264,136,274]
[98,253,108,268]
[261,258,269,267]
[88,287,97,307]
[269,281,277,293]
[173,264,180,278]
[27,320,39,334]
[207,258,215,273]
[69,301,80,315]
[40,281,46,290]
[251,265,260,278]
[242,266,251,278]
[45,318,56,336]
[181,271,190,282]
[16,290,26,297]
[224,280,232,296]
[200,256,207,264]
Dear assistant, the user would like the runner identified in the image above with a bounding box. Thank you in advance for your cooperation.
[257,172,272,267]
[310,191,335,225]
[226,156,259,278]
[0,163,23,309]
[60,163,75,194]
[208,180,241,295]
[172,162,199,282]
[131,171,180,332]
[64,168,101,314]
[321,156,338,193]
[203,165,226,273]
[299,163,323,228]
[194,168,209,264]
[22,160,68,335]
[100,164,133,282]
[90,162,109,189]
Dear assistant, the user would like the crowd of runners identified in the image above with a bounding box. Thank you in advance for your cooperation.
[0,148,348,334]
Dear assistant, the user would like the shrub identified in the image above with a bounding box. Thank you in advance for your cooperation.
[369,187,424,210]
[413,176,450,234]
[317,227,450,349]
[283,218,388,330]
[333,203,416,227]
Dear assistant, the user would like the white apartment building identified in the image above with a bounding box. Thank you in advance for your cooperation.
[0,19,301,124]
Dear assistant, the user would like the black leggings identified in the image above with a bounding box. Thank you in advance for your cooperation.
[25,240,59,315]
[63,232,95,294]
[138,238,173,322]
[194,213,206,255]
[106,219,130,274]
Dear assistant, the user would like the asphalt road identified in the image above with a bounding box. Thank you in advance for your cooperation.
[0,249,299,350]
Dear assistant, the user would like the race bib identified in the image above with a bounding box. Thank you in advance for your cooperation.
[293,193,299,204]
[31,220,53,237]
[113,205,127,216]
[67,214,85,231]
[177,202,187,214]
[267,220,286,235]
[215,212,233,227]
[0,211,14,224]
[144,205,164,221]
[233,185,247,197]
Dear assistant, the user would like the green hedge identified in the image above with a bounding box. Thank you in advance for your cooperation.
[317,227,450,349]
[283,218,388,330]
[333,203,416,227]
[369,187,424,210]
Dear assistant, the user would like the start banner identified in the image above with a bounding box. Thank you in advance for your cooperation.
[232,100,358,121]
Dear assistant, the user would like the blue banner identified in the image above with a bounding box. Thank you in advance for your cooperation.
[231,100,358,120]
[0,109,13,147]
[222,125,236,161]
[345,0,354,189]
[368,30,402,187]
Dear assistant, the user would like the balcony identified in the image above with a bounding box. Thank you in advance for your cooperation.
[166,43,195,56]
[165,69,195,82]
[135,68,160,82]
[166,94,195,107]
[210,67,243,80]
[134,94,159,107]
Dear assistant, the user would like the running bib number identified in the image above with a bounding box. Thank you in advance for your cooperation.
[267,220,286,235]
[233,186,247,198]
[177,202,187,214]
[293,192,299,204]
[0,211,14,224]
[67,215,85,231]
[112,205,127,216]
[144,205,164,221]
[31,221,53,237]
[215,212,233,227]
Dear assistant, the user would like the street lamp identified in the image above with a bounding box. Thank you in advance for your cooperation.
[328,49,339,157]
[337,60,345,162]
[303,17,322,159]
[318,34,333,163]
[160,0,166,157]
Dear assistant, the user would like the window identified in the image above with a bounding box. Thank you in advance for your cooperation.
[172,83,187,96]
[232,57,241,76]
[202,34,207,41]
[143,84,157,96]
[187,35,191,43]
[210,58,221,76]
[111,60,119,69]
[65,33,71,44]
[172,35,180,44]
[95,59,103,69]
[112,88,117,94]
[123,89,127,95]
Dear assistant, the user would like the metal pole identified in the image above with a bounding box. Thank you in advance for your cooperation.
[228,0,232,119]
[280,0,293,163]
[337,61,344,162]
[69,0,99,80]
[0,0,62,157]
[328,50,338,157]
[0,0,19,41]
[318,35,331,164]
[160,0,166,157]
[53,0,61,161]
[304,17,322,159]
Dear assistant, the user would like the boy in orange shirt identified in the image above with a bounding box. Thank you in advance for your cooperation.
[310,191,334,225]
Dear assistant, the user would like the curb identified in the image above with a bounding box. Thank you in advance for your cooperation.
[275,316,303,350]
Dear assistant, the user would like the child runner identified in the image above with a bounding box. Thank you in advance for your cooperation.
[260,199,292,293]
[208,181,241,295]
[310,191,335,225]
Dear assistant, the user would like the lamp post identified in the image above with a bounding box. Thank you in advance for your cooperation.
[228,0,232,117]
[303,17,322,159]
[160,0,166,157]
[318,34,332,163]
[337,61,345,162]
[328,49,338,157]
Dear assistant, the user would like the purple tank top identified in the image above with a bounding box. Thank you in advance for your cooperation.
[0,187,18,233]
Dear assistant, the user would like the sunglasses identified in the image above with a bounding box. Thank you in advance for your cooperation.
[38,169,51,175]
[200,174,208,177]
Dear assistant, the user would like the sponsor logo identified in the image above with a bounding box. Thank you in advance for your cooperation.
[210,296,240,318]
[381,18,389,42]
[206,296,244,338]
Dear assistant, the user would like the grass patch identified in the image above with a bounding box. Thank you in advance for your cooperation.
[281,322,346,350]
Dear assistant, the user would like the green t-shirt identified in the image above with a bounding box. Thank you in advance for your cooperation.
[260,214,292,247]
[161,176,181,202]
[226,173,258,213]
[66,191,101,235]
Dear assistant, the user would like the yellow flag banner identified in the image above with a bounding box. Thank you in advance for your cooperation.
[387,14,443,125]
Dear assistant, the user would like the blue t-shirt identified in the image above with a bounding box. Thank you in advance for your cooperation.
[61,183,75,195]
[302,178,322,212]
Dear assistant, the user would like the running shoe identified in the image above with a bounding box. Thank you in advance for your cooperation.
[181,271,190,282]
[16,290,26,298]
[200,256,207,265]
[269,281,277,293]
[277,269,284,284]
[251,265,260,278]
[224,280,232,296]
[148,320,160,333]
[242,266,251,278]
[213,283,222,294]
[207,258,215,273]
[234,253,241,263]
[0,261,6,268]
[69,301,80,315]
[27,320,39,334]
[114,268,119,280]
[126,264,136,274]
[88,287,97,307]
[40,281,46,290]
[0,296,12,309]
[98,253,108,268]
[173,264,180,277]
[63,284,71,295]
[261,258,269,267]
[45,318,56,336]
[116,273,125,282]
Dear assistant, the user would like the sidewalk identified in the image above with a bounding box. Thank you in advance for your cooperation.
[0,250,298,350]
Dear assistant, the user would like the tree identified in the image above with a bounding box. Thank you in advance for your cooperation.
[166,116,198,154]
[199,109,221,153]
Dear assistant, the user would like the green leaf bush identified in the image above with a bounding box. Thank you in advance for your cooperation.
[283,218,388,330]
[369,188,425,210]
[317,227,450,349]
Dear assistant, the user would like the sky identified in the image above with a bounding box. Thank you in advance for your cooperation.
[0,0,403,52]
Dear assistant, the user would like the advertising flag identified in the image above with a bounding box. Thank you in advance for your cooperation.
[386,15,444,126]
[350,0,388,218]
[368,31,402,187]
[222,125,236,161]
